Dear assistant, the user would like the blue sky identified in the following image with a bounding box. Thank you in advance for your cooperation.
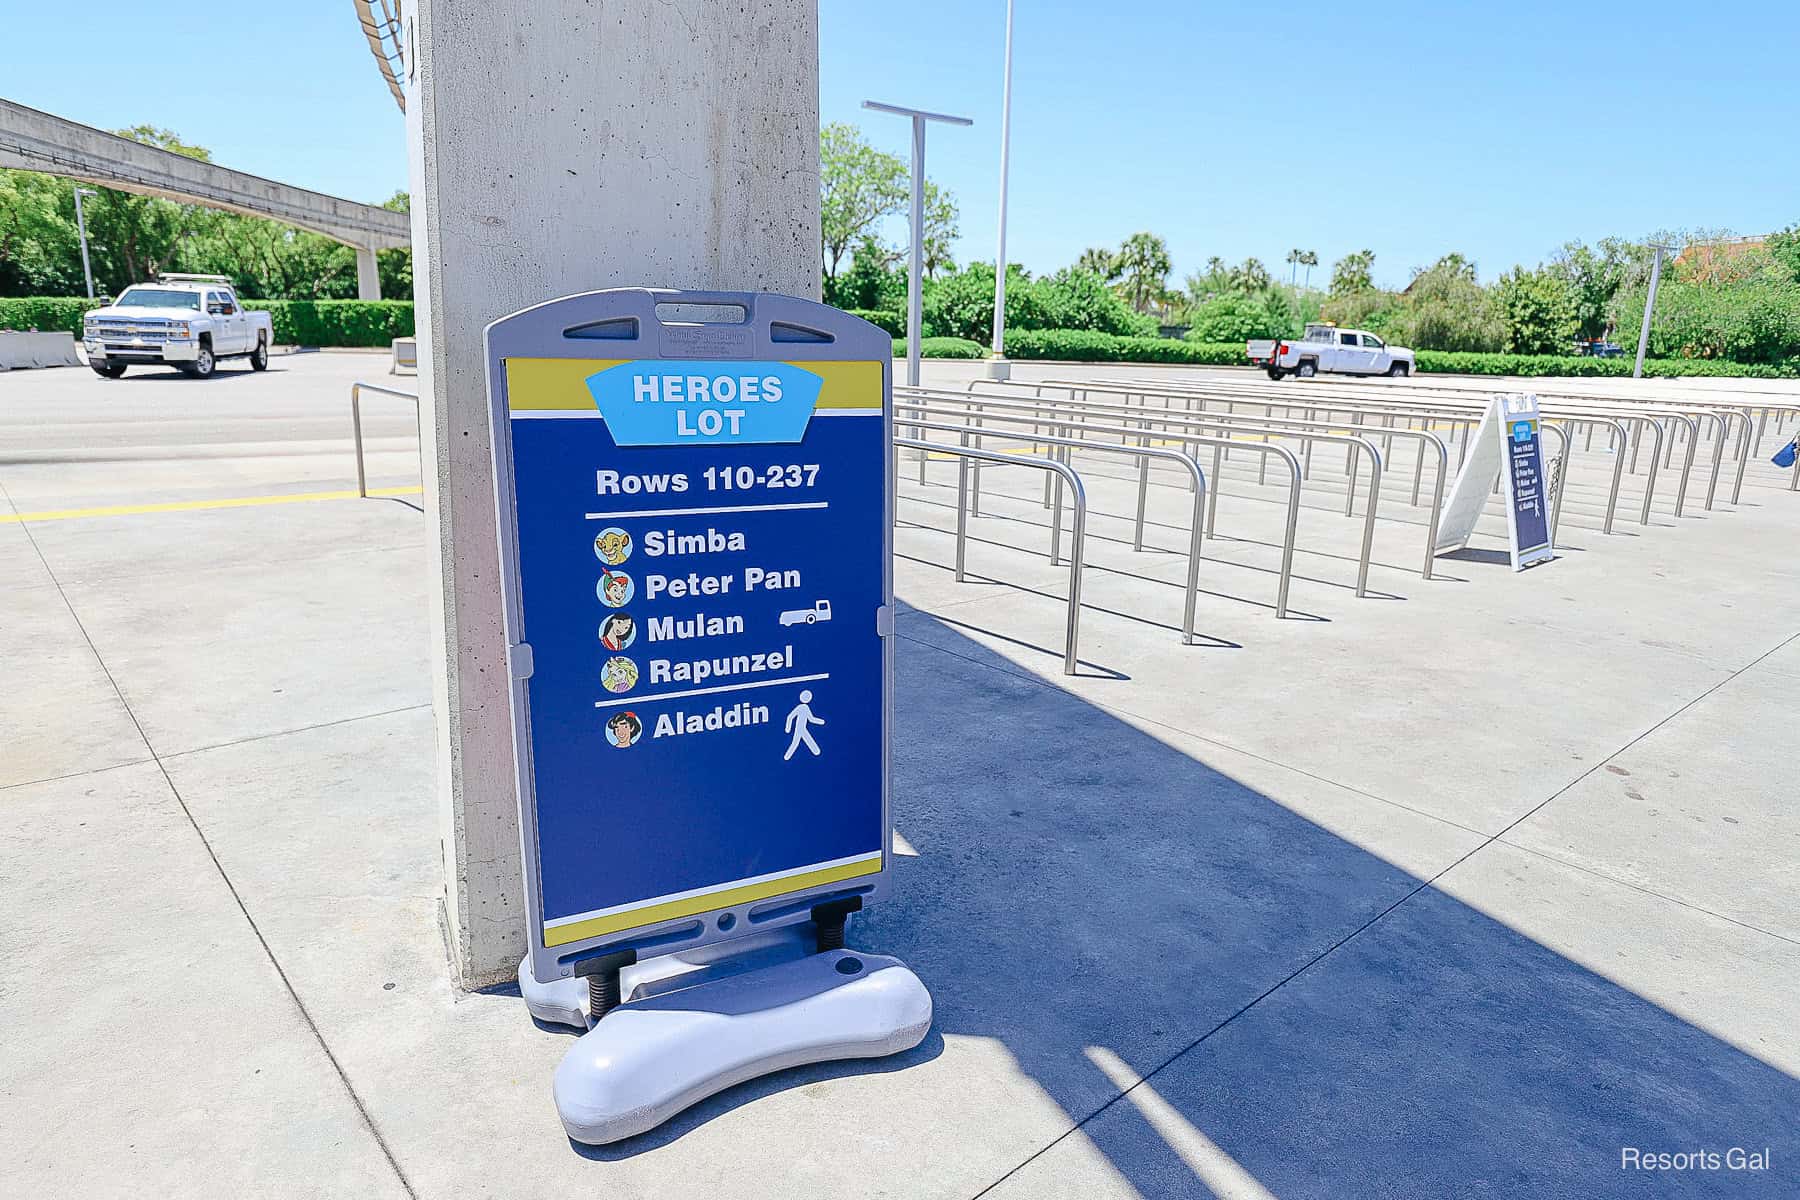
[7,1,1792,288]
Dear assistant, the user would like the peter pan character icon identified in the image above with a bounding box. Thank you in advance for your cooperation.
[605,711,642,749]
[601,656,638,694]
[597,568,633,607]
[594,526,632,565]
[598,612,637,651]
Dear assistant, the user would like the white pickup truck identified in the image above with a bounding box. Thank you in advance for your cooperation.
[82,274,273,379]
[1247,324,1415,380]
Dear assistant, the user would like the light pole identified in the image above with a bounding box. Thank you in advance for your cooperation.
[862,100,972,389]
[1632,241,1671,380]
[73,185,98,299]
[987,0,1016,381]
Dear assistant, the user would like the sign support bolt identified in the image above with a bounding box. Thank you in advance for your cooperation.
[573,949,639,1023]
[810,897,863,953]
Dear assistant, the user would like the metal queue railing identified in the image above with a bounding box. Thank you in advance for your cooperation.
[898,395,1307,618]
[350,381,422,497]
[902,411,1211,639]
[1198,374,1754,509]
[1025,379,1639,534]
[948,385,1457,574]
[893,436,1087,674]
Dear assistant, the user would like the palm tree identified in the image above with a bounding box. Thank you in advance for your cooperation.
[1287,248,1302,287]
[1113,232,1172,314]
[1075,246,1117,279]
[1233,257,1271,293]
[1300,249,1319,288]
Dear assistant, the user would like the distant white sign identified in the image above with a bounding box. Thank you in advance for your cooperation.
[1435,393,1555,572]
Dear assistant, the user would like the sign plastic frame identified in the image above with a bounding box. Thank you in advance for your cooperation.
[483,288,895,983]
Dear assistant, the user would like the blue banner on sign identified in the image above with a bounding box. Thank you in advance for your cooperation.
[586,360,824,446]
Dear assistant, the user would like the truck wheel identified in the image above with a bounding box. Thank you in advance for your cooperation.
[91,362,127,379]
[1266,367,1287,381]
[1387,362,1410,377]
[183,340,216,379]
[249,335,269,371]
[1296,361,1317,379]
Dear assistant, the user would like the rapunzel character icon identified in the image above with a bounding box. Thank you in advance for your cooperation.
[601,656,638,694]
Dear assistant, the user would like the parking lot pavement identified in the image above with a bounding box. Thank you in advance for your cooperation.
[2,353,1797,1198]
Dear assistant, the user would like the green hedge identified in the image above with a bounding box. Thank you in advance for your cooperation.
[0,296,413,346]
[0,297,104,334]
[1005,329,1243,364]
[891,336,986,360]
[1414,349,1800,378]
[242,300,414,347]
[1002,328,1800,377]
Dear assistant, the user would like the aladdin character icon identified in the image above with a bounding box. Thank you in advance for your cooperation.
[594,526,632,565]
[597,568,633,607]
[604,710,642,749]
[601,656,638,694]
[598,612,637,651]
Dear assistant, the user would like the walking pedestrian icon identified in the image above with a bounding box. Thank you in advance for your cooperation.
[783,690,824,761]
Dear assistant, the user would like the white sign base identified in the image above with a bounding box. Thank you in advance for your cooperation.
[521,927,932,1145]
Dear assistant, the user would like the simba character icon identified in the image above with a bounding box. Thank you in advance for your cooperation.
[597,568,633,608]
[598,613,636,651]
[604,711,642,749]
[594,526,632,565]
[601,656,638,694]
[782,689,824,761]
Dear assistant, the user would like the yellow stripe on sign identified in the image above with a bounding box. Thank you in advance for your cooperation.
[0,486,423,525]
[541,854,883,947]
[504,357,622,411]
[800,360,885,410]
[502,358,886,414]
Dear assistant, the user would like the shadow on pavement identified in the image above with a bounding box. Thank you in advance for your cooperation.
[566,612,1800,1196]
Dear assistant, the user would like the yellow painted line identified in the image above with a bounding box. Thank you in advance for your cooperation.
[0,486,423,525]
[542,854,883,947]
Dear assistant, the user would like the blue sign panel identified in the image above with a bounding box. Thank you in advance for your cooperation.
[485,291,892,981]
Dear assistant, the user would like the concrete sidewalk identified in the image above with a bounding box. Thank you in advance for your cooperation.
[2,354,1797,1198]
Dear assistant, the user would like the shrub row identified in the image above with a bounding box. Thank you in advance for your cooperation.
[891,336,986,360]
[1413,349,1800,379]
[0,296,103,334]
[1005,329,1244,365]
[1003,328,1800,378]
[243,300,414,347]
[0,296,414,347]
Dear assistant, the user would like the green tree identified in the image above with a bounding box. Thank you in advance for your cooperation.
[1384,253,1503,352]
[1329,249,1376,295]
[921,180,958,280]
[1111,231,1171,314]
[1494,265,1577,354]
[831,236,905,310]
[1185,291,1295,342]
[1299,249,1319,288]
[819,122,907,288]
[1286,248,1302,286]
[1549,238,1641,341]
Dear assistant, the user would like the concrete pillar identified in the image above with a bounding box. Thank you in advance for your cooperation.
[405,0,822,988]
[355,246,381,300]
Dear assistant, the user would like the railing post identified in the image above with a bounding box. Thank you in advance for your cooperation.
[352,385,368,498]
